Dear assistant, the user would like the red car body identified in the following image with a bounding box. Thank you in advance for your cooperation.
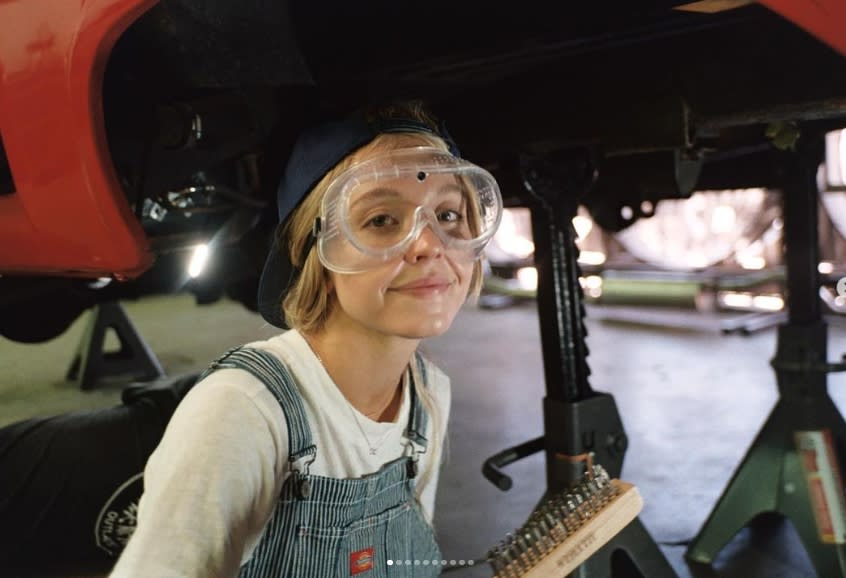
[0,0,157,279]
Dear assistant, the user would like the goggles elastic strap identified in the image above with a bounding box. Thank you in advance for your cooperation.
[292,218,321,273]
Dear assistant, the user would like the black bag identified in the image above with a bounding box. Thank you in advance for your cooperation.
[0,373,198,576]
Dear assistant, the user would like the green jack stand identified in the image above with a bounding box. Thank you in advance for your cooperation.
[686,139,846,576]
[686,323,846,571]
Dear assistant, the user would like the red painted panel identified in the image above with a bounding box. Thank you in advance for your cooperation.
[759,0,846,58]
[0,0,157,278]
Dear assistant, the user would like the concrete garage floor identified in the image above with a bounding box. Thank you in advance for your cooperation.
[2,293,846,578]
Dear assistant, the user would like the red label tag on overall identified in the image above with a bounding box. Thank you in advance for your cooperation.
[350,547,374,575]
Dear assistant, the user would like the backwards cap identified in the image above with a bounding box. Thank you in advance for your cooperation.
[257,109,458,328]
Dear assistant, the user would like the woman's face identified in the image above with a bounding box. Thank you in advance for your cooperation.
[324,139,475,339]
[328,225,474,339]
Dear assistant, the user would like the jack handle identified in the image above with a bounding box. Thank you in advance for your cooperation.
[482,436,545,491]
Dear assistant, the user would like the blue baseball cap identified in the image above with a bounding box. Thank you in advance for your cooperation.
[257,110,459,328]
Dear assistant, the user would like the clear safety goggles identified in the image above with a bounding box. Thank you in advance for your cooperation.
[315,147,503,273]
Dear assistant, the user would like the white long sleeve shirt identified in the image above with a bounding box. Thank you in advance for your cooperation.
[109,330,450,578]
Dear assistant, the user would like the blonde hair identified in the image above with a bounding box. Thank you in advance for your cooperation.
[408,355,444,515]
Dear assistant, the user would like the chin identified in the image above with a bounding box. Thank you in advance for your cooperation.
[391,316,456,339]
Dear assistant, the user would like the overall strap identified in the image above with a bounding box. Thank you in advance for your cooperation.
[199,346,317,467]
[405,351,430,449]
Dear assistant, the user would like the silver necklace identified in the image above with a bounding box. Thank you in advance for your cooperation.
[348,402,396,456]
[308,340,397,456]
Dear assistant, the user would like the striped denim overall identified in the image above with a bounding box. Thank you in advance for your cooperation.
[201,347,443,577]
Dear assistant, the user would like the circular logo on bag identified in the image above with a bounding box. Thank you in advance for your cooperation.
[95,473,144,557]
[837,277,846,298]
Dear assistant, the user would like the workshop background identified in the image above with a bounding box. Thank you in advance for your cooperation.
[2,205,846,578]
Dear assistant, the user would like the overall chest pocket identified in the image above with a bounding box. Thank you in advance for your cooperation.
[291,500,440,577]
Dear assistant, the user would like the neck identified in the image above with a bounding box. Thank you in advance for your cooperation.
[303,322,419,423]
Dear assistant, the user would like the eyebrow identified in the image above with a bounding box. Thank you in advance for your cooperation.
[349,182,466,210]
[349,187,402,210]
[437,183,465,196]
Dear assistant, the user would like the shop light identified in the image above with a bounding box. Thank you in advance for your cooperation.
[719,291,784,311]
[578,251,606,266]
[711,205,737,234]
[495,209,535,258]
[573,215,593,241]
[752,294,784,311]
[580,275,603,299]
[188,244,211,278]
[516,267,538,291]
[720,292,754,309]
[738,256,766,270]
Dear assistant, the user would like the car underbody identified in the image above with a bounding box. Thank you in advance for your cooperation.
[2,0,846,342]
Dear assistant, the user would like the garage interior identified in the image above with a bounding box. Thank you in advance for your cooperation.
[2,281,846,578]
[4,1,846,578]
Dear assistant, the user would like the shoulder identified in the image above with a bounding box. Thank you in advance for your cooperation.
[145,367,287,484]
[244,330,312,370]
[192,362,278,419]
[198,331,319,404]
[186,355,292,449]
[193,336,316,433]
[176,368,285,450]
[173,362,291,482]
[205,333,336,439]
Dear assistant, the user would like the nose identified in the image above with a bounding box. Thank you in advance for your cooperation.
[403,223,444,263]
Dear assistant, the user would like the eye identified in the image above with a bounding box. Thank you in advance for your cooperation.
[437,209,463,223]
[365,213,398,228]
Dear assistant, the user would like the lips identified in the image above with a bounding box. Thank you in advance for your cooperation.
[390,275,453,292]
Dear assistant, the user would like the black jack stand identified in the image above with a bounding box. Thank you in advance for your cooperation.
[527,153,678,578]
[67,301,165,390]
[483,151,677,578]
[686,139,846,576]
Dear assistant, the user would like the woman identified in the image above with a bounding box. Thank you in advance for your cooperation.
[109,101,502,577]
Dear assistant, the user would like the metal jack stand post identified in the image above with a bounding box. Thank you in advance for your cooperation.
[67,301,165,390]
[686,139,846,576]
[483,151,677,578]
